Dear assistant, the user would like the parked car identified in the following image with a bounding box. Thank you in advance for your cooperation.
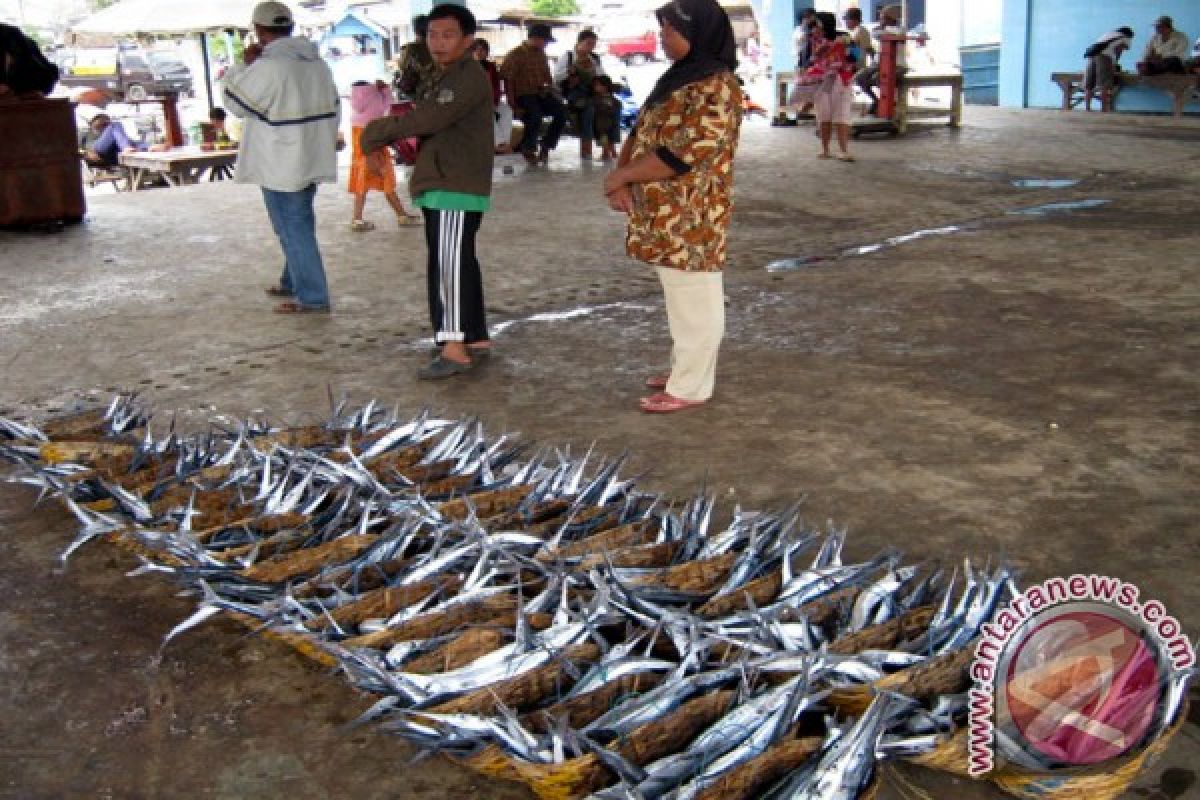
[59,47,192,103]
[146,51,193,91]
[598,18,659,66]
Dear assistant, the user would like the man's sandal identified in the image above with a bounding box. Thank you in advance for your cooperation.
[264,286,293,297]
[273,301,330,314]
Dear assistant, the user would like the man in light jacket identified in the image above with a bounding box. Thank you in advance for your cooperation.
[223,1,341,313]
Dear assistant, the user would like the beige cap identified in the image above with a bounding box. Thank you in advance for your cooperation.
[252,1,294,27]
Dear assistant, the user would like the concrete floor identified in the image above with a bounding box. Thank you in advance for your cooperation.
[1,106,1198,799]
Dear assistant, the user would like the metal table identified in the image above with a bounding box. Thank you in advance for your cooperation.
[119,147,237,190]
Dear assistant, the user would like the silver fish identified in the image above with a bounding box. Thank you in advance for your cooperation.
[783,692,915,800]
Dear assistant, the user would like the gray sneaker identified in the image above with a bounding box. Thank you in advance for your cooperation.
[417,356,473,380]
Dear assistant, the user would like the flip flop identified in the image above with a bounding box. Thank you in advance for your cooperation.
[817,152,832,159]
[273,301,330,314]
[639,392,706,414]
[350,219,376,232]
[264,286,293,297]
[837,153,856,162]
[645,373,670,390]
[398,214,423,227]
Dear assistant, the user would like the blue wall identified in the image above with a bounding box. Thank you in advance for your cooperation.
[752,0,801,90]
[1000,0,1200,113]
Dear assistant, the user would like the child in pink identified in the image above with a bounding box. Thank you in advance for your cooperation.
[348,80,421,230]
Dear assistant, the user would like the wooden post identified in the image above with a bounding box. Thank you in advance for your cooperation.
[159,93,185,147]
[878,33,904,121]
[199,32,215,111]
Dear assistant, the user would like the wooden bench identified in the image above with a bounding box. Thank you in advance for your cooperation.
[775,71,963,133]
[1051,71,1199,116]
[80,156,129,192]
[775,72,814,123]
[895,72,963,134]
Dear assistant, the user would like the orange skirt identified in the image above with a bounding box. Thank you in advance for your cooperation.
[347,125,397,195]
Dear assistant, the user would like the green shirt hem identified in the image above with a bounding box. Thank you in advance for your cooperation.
[416,190,491,212]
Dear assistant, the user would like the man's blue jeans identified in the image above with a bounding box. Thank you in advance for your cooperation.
[91,121,139,166]
[261,185,330,309]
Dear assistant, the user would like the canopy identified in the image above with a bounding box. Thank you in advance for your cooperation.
[72,0,322,36]
[70,0,324,117]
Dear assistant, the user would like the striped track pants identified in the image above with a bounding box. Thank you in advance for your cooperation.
[423,209,488,344]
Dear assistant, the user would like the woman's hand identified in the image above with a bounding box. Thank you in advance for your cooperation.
[606,186,635,213]
[602,167,627,197]
[366,148,389,176]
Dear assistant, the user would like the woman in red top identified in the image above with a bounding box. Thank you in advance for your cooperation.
[803,11,856,161]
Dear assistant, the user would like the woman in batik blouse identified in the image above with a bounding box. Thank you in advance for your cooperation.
[602,0,743,414]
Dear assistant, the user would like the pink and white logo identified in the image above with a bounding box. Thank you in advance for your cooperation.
[1001,608,1163,766]
[967,575,1193,776]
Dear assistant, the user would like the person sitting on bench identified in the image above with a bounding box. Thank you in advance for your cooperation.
[856,4,905,116]
[81,114,140,167]
[1187,35,1200,74]
[500,23,567,165]
[81,113,168,174]
[1083,26,1134,111]
[1138,15,1189,75]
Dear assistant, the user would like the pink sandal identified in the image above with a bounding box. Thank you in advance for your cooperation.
[639,392,705,414]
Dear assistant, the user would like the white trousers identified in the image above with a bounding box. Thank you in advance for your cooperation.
[657,267,724,402]
[494,102,514,148]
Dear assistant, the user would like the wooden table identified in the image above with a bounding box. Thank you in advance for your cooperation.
[119,147,237,190]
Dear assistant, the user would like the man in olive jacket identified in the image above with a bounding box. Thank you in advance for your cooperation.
[362,3,494,379]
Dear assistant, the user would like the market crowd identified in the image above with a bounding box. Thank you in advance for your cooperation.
[219,0,742,408]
